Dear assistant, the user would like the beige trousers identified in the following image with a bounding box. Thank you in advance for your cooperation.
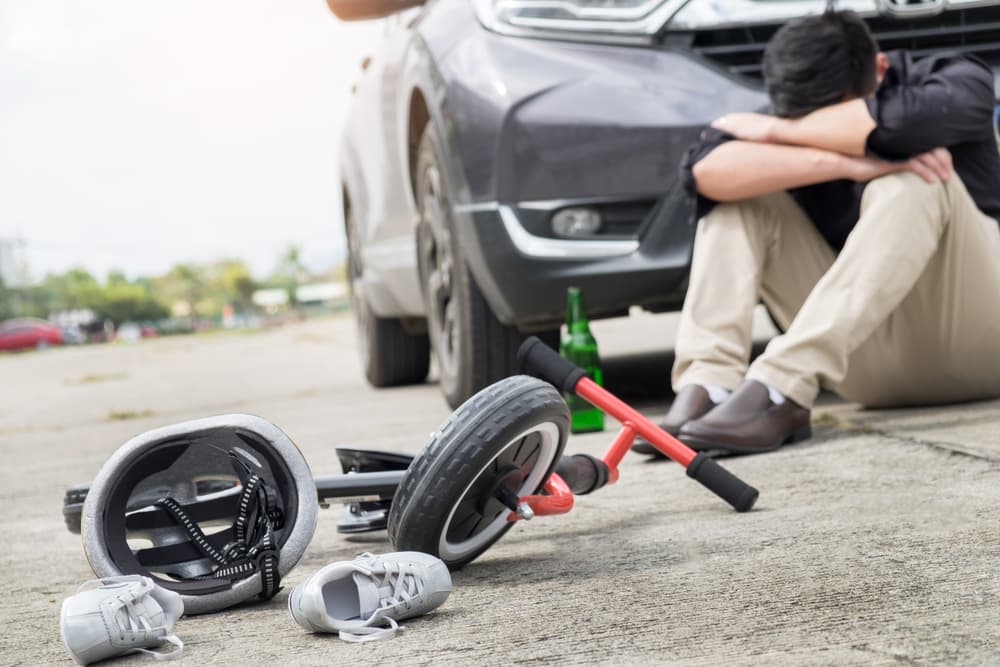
[672,172,1000,408]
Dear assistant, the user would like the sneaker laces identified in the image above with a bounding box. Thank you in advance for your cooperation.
[338,554,425,643]
[77,578,184,661]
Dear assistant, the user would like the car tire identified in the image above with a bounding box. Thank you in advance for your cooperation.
[346,203,430,388]
[415,126,530,409]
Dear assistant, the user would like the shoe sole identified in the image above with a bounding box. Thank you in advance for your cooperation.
[630,439,669,458]
[680,424,813,456]
[631,426,682,458]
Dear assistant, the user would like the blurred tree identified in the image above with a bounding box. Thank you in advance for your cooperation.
[331,261,348,283]
[106,270,129,286]
[0,276,13,320]
[272,244,308,306]
[37,267,103,313]
[1,259,270,325]
[156,263,207,317]
[97,283,169,325]
[67,268,103,308]
[134,276,156,293]
[212,259,257,313]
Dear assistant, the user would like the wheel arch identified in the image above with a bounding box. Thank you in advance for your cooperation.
[407,88,431,201]
[341,184,351,239]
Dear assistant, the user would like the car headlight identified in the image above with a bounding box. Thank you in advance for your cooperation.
[472,0,691,41]
[474,0,877,40]
[668,0,872,30]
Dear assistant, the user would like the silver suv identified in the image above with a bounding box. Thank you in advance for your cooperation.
[330,0,1000,407]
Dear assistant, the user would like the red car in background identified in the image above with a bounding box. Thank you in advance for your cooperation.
[0,318,65,351]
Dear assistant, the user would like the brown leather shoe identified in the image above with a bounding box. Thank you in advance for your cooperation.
[631,385,716,457]
[678,380,811,454]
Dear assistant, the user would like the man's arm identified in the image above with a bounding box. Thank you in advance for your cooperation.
[712,100,875,157]
[713,55,996,159]
[693,140,902,202]
[863,55,995,158]
[769,99,875,156]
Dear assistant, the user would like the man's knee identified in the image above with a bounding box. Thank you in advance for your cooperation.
[702,191,804,233]
[862,171,962,210]
[860,172,970,239]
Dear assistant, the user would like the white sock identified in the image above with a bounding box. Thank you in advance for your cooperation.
[765,383,786,405]
[702,383,731,404]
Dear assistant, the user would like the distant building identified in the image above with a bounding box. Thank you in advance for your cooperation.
[252,288,290,310]
[0,238,29,288]
[295,282,347,305]
[251,283,348,313]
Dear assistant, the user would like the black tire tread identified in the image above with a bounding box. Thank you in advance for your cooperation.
[387,375,569,569]
[415,127,535,409]
[364,311,431,388]
[345,196,430,389]
[464,276,522,400]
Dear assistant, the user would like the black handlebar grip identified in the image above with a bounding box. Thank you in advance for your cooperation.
[517,336,587,394]
[686,453,759,512]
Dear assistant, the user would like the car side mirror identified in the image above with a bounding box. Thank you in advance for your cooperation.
[326,0,425,20]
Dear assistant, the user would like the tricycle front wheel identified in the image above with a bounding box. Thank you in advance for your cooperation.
[388,375,569,569]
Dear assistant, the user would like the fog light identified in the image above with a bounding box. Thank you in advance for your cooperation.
[552,207,602,237]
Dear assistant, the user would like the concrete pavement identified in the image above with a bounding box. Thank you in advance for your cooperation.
[2,314,999,666]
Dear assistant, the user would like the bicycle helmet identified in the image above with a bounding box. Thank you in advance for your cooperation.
[81,414,317,615]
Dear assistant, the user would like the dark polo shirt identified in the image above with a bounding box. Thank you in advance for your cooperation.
[680,51,1000,250]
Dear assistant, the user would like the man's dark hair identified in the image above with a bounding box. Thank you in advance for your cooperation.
[762,10,879,118]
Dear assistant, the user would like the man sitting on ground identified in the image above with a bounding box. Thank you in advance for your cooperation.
[634,9,1000,456]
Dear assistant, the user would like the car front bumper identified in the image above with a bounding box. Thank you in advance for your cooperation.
[456,188,696,329]
[430,23,766,327]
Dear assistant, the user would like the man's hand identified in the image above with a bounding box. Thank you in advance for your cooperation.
[710,113,778,143]
[842,147,952,184]
[905,147,953,183]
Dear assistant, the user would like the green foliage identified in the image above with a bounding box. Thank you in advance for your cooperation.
[0,247,330,325]
[270,244,307,305]
[98,283,169,325]
[212,259,257,312]
[1,266,168,326]
[0,275,12,321]
[40,267,104,311]
[154,263,207,317]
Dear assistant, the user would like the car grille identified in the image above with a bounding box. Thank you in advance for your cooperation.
[674,4,1000,83]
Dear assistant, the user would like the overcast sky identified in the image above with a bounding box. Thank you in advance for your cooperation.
[0,0,380,281]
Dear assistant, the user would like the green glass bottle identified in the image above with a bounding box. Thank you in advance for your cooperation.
[560,286,604,433]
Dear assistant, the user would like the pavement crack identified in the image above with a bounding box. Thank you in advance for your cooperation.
[856,426,1000,464]
[813,412,1000,464]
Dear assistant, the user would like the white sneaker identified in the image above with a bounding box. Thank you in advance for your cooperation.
[60,575,184,665]
[288,552,452,642]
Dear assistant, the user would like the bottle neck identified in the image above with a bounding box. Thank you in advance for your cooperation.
[566,289,589,333]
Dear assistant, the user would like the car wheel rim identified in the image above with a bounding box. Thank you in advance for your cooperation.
[420,164,460,385]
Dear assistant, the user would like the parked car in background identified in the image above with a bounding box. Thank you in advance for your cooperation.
[116,322,143,344]
[111,321,160,343]
[58,325,86,345]
[0,318,65,351]
[329,0,1000,408]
